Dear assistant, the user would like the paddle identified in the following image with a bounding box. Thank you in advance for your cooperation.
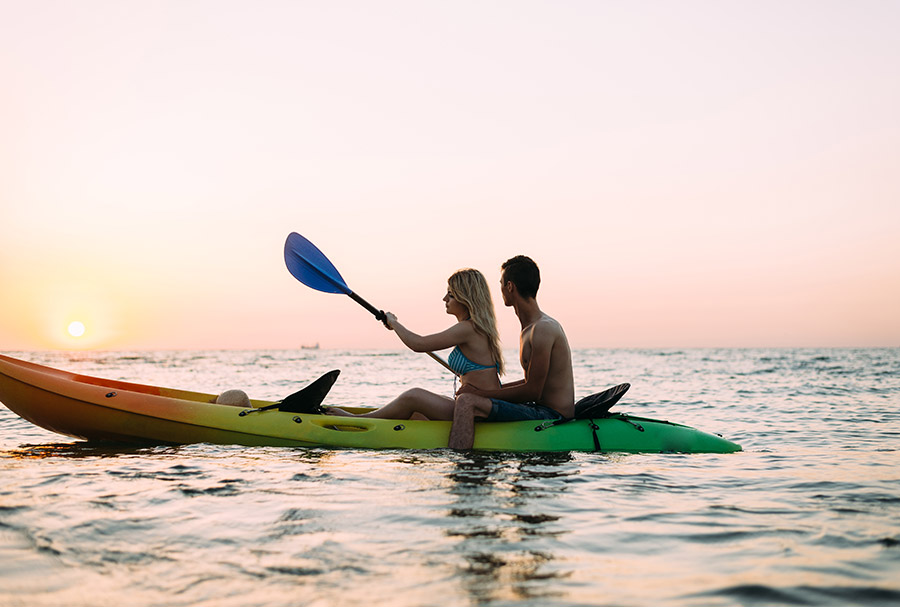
[284,232,457,375]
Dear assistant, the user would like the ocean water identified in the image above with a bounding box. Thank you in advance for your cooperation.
[1,348,898,607]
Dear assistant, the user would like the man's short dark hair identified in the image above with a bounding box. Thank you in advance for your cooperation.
[501,255,540,299]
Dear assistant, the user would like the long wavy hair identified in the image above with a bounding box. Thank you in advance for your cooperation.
[448,268,505,375]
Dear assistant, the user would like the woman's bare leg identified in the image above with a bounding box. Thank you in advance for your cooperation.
[326,388,455,421]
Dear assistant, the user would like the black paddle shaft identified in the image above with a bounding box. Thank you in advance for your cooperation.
[352,289,455,374]
[348,291,388,325]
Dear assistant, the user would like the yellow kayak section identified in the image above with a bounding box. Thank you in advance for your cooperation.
[0,354,741,453]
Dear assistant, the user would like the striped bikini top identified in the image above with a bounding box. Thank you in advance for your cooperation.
[447,346,498,376]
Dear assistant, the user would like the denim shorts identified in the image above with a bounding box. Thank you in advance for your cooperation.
[485,399,564,422]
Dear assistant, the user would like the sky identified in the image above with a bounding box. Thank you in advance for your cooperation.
[1,0,898,351]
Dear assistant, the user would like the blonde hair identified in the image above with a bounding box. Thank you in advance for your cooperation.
[448,268,505,375]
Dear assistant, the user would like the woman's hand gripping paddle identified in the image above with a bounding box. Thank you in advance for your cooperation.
[284,232,457,376]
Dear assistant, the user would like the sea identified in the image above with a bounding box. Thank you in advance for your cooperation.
[1,348,898,607]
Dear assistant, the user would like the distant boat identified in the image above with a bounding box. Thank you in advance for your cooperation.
[300,343,320,350]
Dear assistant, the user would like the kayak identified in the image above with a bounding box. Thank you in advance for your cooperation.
[0,353,741,453]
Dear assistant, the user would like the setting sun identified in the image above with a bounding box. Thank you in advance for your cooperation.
[67,321,86,338]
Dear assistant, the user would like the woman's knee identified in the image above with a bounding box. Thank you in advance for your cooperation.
[398,387,429,402]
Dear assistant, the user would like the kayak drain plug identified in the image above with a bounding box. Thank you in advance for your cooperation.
[106,392,117,398]
[393,424,405,431]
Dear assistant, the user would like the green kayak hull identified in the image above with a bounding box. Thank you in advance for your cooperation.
[0,354,741,453]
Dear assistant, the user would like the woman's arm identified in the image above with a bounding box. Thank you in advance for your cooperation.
[386,313,472,353]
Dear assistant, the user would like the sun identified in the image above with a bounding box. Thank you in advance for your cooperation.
[67,321,86,338]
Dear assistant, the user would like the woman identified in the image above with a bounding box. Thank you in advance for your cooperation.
[327,268,504,420]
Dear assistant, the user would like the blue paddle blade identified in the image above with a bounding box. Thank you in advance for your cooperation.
[284,232,351,295]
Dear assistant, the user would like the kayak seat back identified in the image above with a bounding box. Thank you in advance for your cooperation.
[277,369,341,414]
[573,383,631,419]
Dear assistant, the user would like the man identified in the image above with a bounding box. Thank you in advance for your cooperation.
[450,255,575,449]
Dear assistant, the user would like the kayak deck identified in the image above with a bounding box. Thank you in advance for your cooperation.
[0,354,742,453]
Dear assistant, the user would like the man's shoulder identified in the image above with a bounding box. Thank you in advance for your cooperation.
[537,313,566,334]
[530,314,568,344]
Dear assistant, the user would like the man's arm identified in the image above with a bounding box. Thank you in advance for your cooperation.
[457,327,554,403]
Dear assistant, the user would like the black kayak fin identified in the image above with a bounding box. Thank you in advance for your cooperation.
[573,383,630,419]
[277,369,340,413]
[240,370,340,416]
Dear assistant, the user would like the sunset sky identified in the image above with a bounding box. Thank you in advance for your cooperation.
[1,1,898,351]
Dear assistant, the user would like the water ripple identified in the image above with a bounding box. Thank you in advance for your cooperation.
[1,348,899,606]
